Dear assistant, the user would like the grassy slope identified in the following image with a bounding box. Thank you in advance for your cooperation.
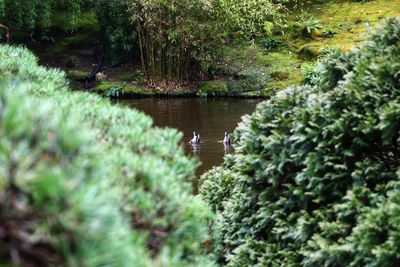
[220,0,400,97]
[301,0,400,51]
[219,45,304,96]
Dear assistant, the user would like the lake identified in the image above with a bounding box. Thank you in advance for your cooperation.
[118,98,262,175]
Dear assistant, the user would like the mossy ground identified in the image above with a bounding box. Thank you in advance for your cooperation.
[216,45,304,97]
[289,0,400,53]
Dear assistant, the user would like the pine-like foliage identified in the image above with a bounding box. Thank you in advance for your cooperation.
[0,45,214,266]
[200,18,400,266]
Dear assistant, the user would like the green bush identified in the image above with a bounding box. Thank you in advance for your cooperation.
[228,68,268,96]
[0,45,214,266]
[197,80,229,97]
[260,36,283,50]
[294,15,323,38]
[221,0,286,41]
[200,18,400,266]
[321,27,337,38]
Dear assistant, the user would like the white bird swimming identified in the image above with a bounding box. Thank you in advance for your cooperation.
[223,132,231,145]
[189,131,201,144]
[218,132,232,145]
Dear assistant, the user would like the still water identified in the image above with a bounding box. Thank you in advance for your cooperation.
[118,98,262,175]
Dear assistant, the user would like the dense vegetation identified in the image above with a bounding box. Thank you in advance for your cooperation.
[126,0,222,82]
[201,18,400,266]
[2,1,400,266]
[0,45,214,266]
[94,0,288,82]
[0,0,91,35]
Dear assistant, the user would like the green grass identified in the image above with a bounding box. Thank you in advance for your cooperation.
[289,0,400,53]
[219,45,305,97]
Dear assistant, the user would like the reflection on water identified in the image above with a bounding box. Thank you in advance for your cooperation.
[191,143,201,156]
[223,143,233,155]
[117,98,262,175]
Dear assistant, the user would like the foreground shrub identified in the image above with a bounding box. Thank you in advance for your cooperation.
[0,45,214,266]
[200,18,400,266]
[0,83,142,266]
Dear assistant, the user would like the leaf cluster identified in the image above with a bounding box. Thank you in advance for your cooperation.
[200,18,400,266]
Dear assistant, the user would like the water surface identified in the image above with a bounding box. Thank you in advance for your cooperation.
[118,98,262,175]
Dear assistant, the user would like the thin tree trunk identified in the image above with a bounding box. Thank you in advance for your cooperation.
[138,32,147,78]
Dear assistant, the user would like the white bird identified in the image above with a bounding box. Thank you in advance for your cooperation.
[189,131,201,144]
[223,132,231,145]
[218,132,232,145]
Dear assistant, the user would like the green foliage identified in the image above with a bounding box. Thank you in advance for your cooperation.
[95,0,137,65]
[294,15,323,38]
[0,0,92,35]
[219,45,303,96]
[260,36,283,50]
[94,0,287,81]
[104,86,123,98]
[0,45,215,266]
[228,68,269,96]
[321,27,337,38]
[221,0,286,41]
[118,70,146,83]
[200,18,400,266]
[126,0,224,82]
[67,69,87,82]
[302,62,318,85]
[197,80,229,97]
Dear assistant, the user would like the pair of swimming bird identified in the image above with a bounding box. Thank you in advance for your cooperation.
[189,131,232,145]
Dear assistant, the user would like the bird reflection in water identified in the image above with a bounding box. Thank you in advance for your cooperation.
[223,143,232,155]
[191,143,201,155]
[189,131,201,155]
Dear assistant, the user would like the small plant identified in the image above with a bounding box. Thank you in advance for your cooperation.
[197,80,229,97]
[228,67,268,95]
[103,86,123,97]
[321,27,336,38]
[294,15,323,38]
[302,62,318,85]
[260,37,283,50]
